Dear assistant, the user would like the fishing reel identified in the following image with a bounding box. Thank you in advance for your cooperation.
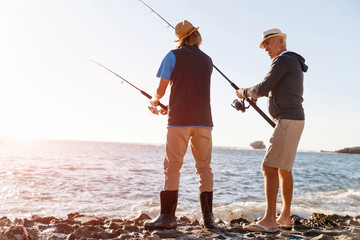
[231,99,250,112]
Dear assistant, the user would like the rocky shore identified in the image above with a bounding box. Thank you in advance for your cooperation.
[321,146,360,154]
[335,146,360,154]
[1,212,359,240]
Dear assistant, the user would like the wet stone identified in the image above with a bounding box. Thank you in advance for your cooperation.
[23,218,35,227]
[152,229,184,238]
[3,226,26,240]
[230,217,249,225]
[303,229,326,237]
[0,235,8,240]
[55,223,79,234]
[68,225,110,239]
[192,219,200,225]
[216,219,225,225]
[108,221,122,230]
[73,215,106,226]
[179,216,191,224]
[135,212,151,222]
[13,218,23,225]
[123,224,139,232]
[0,217,11,227]
[0,212,359,240]
[294,224,314,232]
[312,234,335,240]
[228,226,247,233]
[31,215,57,224]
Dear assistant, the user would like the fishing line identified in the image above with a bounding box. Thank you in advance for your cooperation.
[90,59,168,112]
[138,0,275,128]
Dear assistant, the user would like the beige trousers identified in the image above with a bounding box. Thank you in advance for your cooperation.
[163,127,213,192]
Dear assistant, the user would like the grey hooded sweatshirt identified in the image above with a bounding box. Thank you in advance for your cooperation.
[242,51,308,120]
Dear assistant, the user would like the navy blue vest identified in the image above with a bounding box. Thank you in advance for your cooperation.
[168,45,213,127]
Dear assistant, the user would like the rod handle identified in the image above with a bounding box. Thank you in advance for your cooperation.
[245,98,276,128]
[230,81,275,128]
[141,91,168,111]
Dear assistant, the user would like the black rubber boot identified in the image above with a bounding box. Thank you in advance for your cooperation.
[200,191,215,229]
[144,190,178,230]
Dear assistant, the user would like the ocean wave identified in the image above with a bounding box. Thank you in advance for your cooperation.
[136,189,360,223]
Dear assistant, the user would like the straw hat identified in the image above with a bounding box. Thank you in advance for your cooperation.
[174,20,199,42]
[259,28,287,49]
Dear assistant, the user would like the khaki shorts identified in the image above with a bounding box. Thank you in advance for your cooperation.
[262,119,305,171]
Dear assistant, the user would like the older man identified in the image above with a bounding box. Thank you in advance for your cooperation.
[236,28,308,232]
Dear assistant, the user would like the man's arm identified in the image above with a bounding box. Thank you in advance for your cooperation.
[236,57,288,99]
[150,78,169,106]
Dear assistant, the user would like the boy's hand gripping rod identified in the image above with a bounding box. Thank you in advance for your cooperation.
[138,0,276,128]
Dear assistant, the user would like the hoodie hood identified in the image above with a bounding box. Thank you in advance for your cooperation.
[283,51,308,72]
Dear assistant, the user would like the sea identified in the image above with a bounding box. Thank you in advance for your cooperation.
[0,139,359,222]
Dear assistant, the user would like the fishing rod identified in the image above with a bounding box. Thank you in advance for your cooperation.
[138,0,276,128]
[91,59,168,112]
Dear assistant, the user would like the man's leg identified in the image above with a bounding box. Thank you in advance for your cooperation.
[277,169,293,226]
[255,165,279,229]
[190,127,213,192]
[164,127,191,190]
[190,127,214,228]
[144,127,190,230]
[244,164,279,230]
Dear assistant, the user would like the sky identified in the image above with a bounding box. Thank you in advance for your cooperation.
[0,0,359,151]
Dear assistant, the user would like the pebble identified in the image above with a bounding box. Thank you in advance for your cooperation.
[0,212,359,239]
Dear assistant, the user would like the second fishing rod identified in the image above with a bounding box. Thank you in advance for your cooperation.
[138,0,276,128]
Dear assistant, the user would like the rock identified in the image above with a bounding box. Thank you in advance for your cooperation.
[350,226,360,234]
[149,234,161,240]
[301,213,351,229]
[55,223,79,234]
[3,226,28,240]
[0,235,8,240]
[291,215,304,225]
[335,146,360,154]
[228,226,247,234]
[0,212,359,240]
[0,217,11,227]
[337,235,354,240]
[179,216,191,224]
[250,141,266,149]
[109,228,128,238]
[23,218,35,228]
[293,224,313,232]
[68,225,110,239]
[124,224,139,232]
[31,215,57,224]
[216,219,225,225]
[192,219,200,225]
[302,229,324,237]
[108,221,122,230]
[118,233,132,240]
[230,217,249,225]
[73,215,106,226]
[151,229,183,238]
[135,212,151,223]
[312,234,335,240]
